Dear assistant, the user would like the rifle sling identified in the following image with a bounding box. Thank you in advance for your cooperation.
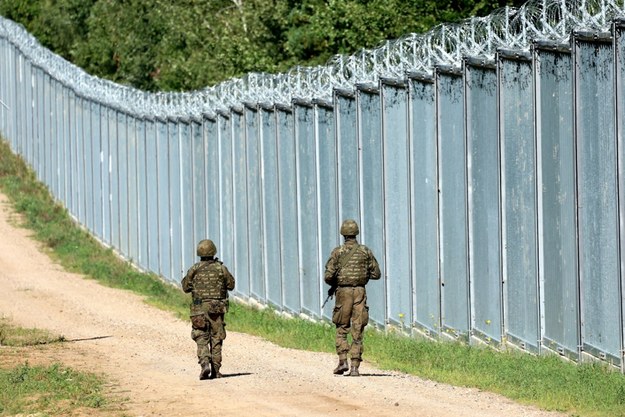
[337,244,360,272]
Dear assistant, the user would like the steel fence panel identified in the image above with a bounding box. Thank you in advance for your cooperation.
[0,37,6,136]
[499,52,540,352]
[32,63,40,174]
[465,61,502,345]
[357,86,386,327]
[9,47,17,152]
[36,68,44,183]
[48,76,57,193]
[118,112,130,257]
[260,107,283,307]
[43,72,53,192]
[136,118,149,270]
[315,102,339,320]
[39,69,47,182]
[191,119,206,253]
[90,101,103,240]
[575,34,622,366]
[61,88,72,221]
[24,58,31,163]
[436,69,470,339]
[218,114,235,281]
[28,59,35,179]
[277,106,300,313]
[127,116,140,264]
[82,97,94,232]
[57,82,68,205]
[1,38,8,138]
[15,55,28,164]
[38,68,45,182]
[110,108,121,245]
[336,91,360,222]
[232,110,250,297]
[156,118,171,279]
[408,75,440,336]
[72,95,82,220]
[616,20,625,371]
[382,81,412,329]
[43,72,52,187]
[68,91,79,219]
[205,117,221,247]
[180,119,196,276]
[8,43,17,149]
[76,96,87,226]
[100,105,111,244]
[145,118,160,273]
[24,61,34,168]
[55,82,65,204]
[108,108,120,248]
[295,101,320,317]
[169,119,183,281]
[245,106,265,302]
[0,38,8,137]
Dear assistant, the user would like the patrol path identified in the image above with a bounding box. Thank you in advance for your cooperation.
[0,193,565,417]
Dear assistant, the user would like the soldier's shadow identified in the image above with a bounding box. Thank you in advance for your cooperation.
[350,372,392,377]
[219,372,253,379]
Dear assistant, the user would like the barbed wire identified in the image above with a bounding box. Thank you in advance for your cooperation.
[1,0,624,118]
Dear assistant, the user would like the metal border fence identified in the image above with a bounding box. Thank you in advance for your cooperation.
[3,0,625,370]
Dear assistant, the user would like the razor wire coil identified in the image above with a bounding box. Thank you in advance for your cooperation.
[1,0,624,118]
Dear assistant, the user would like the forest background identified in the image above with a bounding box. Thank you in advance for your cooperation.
[0,0,525,93]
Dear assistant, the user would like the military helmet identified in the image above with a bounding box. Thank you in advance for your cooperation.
[196,239,217,257]
[340,219,359,236]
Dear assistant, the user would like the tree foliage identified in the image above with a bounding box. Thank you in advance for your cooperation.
[0,0,526,92]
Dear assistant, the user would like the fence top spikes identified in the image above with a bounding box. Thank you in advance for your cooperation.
[1,0,624,114]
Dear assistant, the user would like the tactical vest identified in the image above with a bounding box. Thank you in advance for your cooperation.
[336,245,370,287]
[191,261,227,300]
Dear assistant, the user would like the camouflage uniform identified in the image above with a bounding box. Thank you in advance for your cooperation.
[324,220,380,376]
[182,239,235,380]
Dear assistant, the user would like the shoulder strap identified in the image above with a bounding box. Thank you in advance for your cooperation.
[338,244,360,270]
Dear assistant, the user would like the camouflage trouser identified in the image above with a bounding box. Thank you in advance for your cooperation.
[191,312,227,368]
[332,286,369,361]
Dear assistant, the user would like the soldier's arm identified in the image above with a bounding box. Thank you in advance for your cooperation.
[367,249,382,281]
[223,265,235,291]
[181,264,197,293]
[323,248,340,285]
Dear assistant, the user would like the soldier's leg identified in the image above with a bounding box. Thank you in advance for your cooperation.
[191,328,211,380]
[347,288,369,376]
[207,313,226,378]
[332,288,354,374]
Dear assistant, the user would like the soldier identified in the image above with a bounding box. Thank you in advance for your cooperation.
[324,219,381,376]
[182,239,235,380]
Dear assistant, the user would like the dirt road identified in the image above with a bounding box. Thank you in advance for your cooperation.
[0,192,567,417]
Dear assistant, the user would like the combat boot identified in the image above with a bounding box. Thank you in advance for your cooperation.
[210,363,223,379]
[199,362,211,380]
[347,359,360,377]
[333,358,349,375]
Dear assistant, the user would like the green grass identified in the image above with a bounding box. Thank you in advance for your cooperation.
[0,318,122,416]
[2,137,625,416]
[0,361,110,416]
[0,317,63,347]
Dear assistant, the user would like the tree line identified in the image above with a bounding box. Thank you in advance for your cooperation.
[0,0,525,92]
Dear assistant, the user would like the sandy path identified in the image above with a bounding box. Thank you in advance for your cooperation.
[0,192,567,417]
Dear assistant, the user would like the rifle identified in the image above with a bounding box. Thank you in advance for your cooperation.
[321,243,361,309]
[322,283,337,308]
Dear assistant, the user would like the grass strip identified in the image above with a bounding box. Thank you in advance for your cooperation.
[2,137,625,416]
[0,361,110,416]
[0,317,63,347]
[0,318,122,416]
